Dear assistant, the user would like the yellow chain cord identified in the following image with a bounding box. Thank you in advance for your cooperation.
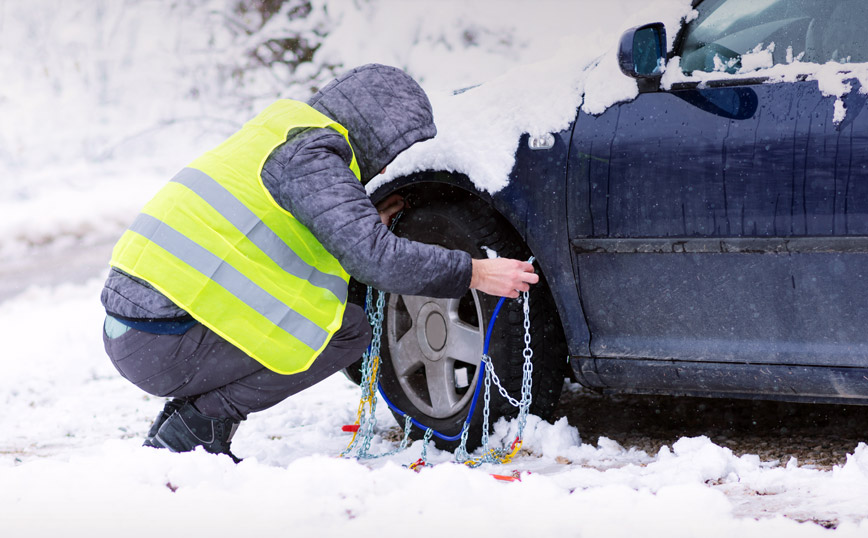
[341,356,380,454]
[461,436,523,467]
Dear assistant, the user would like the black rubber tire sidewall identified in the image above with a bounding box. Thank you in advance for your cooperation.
[378,196,560,450]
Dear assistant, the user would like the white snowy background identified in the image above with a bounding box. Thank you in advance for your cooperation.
[2,0,868,536]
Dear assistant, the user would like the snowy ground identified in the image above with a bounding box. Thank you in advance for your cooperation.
[3,0,868,536]
[2,275,868,537]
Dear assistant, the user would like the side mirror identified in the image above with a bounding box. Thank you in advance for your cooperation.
[618,23,667,79]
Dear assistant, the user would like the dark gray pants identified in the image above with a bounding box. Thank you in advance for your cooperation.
[103,303,371,421]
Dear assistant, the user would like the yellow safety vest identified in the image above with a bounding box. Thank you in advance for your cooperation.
[110,100,361,374]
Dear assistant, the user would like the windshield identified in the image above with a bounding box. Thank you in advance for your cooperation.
[681,0,868,74]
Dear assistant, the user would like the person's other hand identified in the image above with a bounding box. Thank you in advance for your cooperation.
[469,258,538,298]
[375,194,406,227]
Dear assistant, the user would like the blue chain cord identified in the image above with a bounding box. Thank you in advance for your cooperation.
[343,208,534,465]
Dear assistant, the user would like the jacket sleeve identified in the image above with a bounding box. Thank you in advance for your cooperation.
[262,128,473,298]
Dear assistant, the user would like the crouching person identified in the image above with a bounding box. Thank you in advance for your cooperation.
[101,64,538,461]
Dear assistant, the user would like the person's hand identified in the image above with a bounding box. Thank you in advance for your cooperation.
[375,194,405,227]
[469,258,538,298]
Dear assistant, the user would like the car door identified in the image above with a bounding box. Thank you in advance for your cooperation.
[566,0,868,386]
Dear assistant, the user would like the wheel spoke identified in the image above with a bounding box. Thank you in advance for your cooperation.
[444,321,483,367]
[400,294,429,319]
[425,360,459,415]
[392,330,425,377]
[443,296,483,366]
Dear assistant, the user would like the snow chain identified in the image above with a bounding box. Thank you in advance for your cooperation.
[340,212,534,469]
[462,283,533,468]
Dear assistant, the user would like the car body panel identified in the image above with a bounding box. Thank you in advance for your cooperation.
[374,0,868,404]
[563,0,868,398]
[569,78,868,372]
[495,129,591,359]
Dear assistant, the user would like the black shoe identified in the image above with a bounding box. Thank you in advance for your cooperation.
[143,398,190,445]
[144,402,242,463]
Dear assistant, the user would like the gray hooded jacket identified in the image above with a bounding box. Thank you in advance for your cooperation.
[102,64,472,322]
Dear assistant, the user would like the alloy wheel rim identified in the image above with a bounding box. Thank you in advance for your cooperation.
[386,290,484,419]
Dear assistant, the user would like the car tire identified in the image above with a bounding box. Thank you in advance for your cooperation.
[377,193,564,450]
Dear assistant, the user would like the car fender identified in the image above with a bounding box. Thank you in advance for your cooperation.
[368,142,592,368]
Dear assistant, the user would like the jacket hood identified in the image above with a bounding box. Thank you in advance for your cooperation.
[307,64,436,183]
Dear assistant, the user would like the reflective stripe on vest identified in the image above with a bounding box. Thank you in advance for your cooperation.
[110,100,361,374]
[171,167,347,301]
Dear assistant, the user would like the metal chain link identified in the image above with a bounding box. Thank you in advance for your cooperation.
[479,351,493,459]
[342,212,414,460]
[339,287,374,458]
[466,262,535,465]
[482,354,521,408]
[342,287,392,459]
[454,423,471,463]
[478,290,534,409]
[516,288,534,439]
[360,288,386,457]
[421,428,434,458]
[397,414,414,451]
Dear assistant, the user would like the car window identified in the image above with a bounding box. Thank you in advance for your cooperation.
[680,0,868,74]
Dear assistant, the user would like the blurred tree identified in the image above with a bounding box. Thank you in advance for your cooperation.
[236,0,317,71]
[226,0,339,96]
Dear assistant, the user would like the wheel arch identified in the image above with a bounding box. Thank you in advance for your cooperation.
[369,170,491,207]
[369,172,572,378]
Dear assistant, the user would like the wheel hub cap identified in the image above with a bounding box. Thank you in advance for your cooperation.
[425,311,447,352]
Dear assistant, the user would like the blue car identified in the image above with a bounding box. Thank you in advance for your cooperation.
[360,0,868,447]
